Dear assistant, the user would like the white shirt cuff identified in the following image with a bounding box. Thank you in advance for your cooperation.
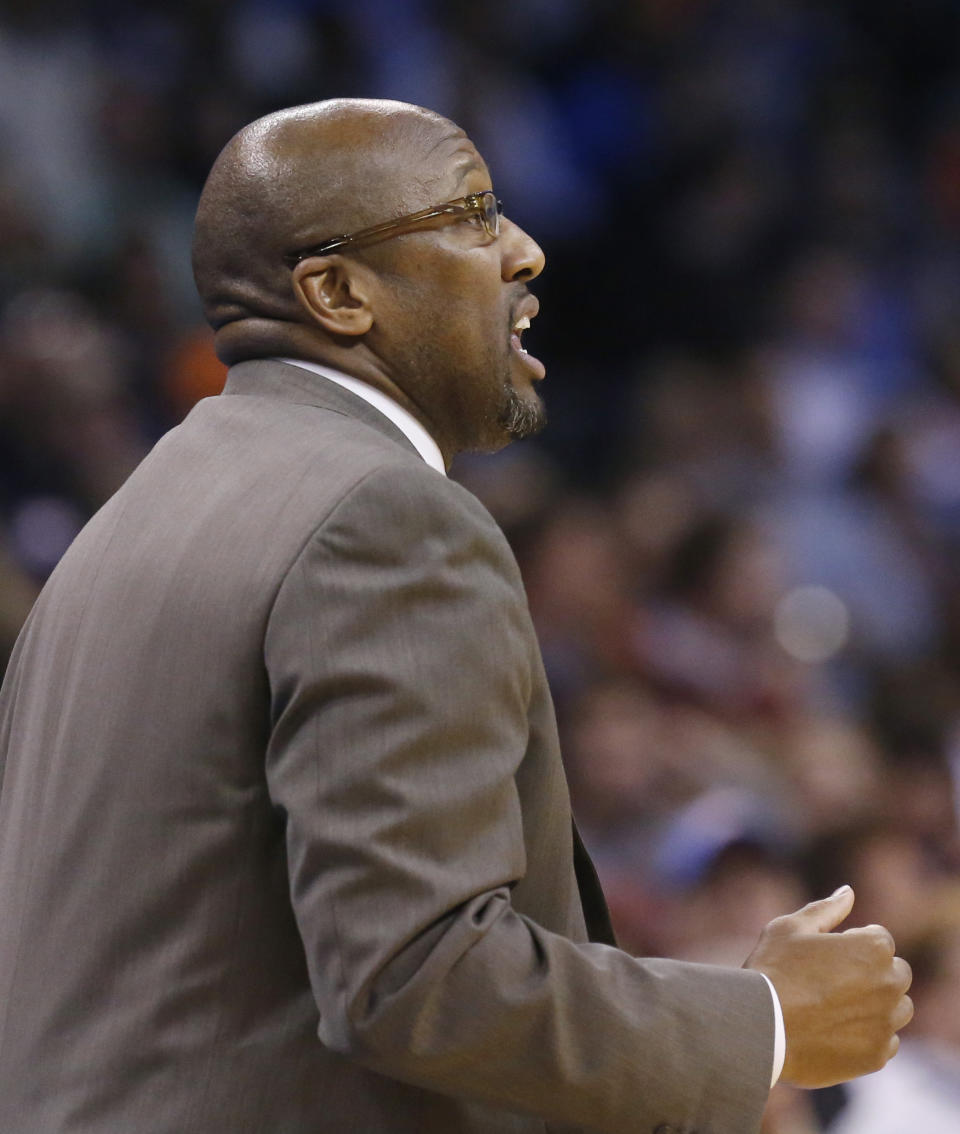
[758,973,786,1087]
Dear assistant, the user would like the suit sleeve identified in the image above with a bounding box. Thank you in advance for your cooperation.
[263,462,774,1134]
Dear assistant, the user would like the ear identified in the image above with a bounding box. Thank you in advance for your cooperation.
[291,256,374,337]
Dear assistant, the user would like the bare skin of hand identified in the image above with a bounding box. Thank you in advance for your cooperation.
[744,886,914,1089]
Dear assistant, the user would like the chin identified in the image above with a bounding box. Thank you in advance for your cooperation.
[499,386,546,442]
[458,376,546,455]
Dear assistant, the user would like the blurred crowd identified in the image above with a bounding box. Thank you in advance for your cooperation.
[3,0,960,1129]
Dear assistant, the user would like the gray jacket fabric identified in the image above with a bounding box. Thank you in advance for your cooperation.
[0,359,773,1133]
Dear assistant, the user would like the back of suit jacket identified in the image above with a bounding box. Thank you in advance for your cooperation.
[0,360,773,1133]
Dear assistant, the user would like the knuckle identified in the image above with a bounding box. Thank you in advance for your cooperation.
[864,924,896,954]
[871,1032,899,1069]
[882,960,912,997]
[892,956,913,990]
[896,994,915,1029]
[763,915,790,938]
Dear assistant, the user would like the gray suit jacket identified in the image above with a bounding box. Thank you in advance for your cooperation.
[0,359,773,1133]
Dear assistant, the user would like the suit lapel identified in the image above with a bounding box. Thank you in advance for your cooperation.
[571,820,618,946]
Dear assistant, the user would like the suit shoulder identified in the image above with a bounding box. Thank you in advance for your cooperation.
[323,459,509,553]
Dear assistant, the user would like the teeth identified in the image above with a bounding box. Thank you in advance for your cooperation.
[513,315,530,332]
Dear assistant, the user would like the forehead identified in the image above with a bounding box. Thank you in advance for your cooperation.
[411,124,491,196]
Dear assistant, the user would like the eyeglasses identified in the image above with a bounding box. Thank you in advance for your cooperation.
[283,190,503,266]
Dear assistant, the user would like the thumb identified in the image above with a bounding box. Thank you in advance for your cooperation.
[784,885,855,934]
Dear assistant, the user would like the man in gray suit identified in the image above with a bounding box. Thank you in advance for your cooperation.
[0,99,912,1133]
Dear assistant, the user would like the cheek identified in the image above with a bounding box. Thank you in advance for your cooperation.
[390,249,506,360]
[440,292,506,360]
[442,257,505,337]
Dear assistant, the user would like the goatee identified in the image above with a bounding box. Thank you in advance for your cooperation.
[499,384,546,440]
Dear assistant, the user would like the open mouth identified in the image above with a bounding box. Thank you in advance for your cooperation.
[511,314,531,353]
[510,312,546,379]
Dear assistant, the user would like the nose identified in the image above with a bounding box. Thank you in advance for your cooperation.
[500,216,545,283]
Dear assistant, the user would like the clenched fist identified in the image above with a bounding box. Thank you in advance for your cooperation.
[744,885,913,1088]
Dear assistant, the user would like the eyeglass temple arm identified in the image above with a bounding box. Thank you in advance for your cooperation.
[289,202,472,263]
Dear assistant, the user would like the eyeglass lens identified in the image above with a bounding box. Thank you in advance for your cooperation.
[482,193,501,237]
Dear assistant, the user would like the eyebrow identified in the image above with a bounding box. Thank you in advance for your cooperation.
[451,156,487,178]
[447,156,490,196]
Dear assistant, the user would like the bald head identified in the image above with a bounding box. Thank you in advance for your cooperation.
[192,98,463,364]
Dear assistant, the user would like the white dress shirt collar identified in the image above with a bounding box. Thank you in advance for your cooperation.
[276,357,446,476]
